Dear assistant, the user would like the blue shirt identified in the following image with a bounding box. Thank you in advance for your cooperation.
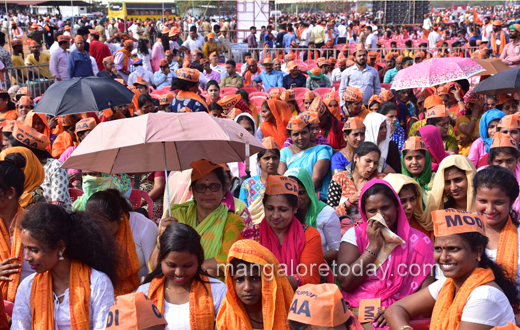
[168,97,207,112]
[263,32,274,47]
[339,64,381,106]
[253,70,283,90]
[283,33,296,52]
[153,71,174,90]
[67,49,93,78]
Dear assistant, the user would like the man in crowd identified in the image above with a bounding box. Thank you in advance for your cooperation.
[252,60,283,90]
[209,52,226,79]
[88,29,111,72]
[0,32,13,88]
[220,59,243,88]
[488,20,509,57]
[219,25,233,61]
[68,35,93,78]
[25,40,53,80]
[97,56,119,80]
[114,40,134,83]
[245,26,259,60]
[331,58,348,82]
[9,21,23,40]
[382,54,398,83]
[282,62,306,89]
[154,59,174,89]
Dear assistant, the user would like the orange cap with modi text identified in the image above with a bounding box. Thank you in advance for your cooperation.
[265,175,298,196]
[12,122,50,151]
[432,209,486,237]
[403,136,427,151]
[343,86,363,103]
[300,111,320,125]
[288,283,350,327]
[426,105,448,119]
[286,115,309,131]
[190,158,221,181]
[105,292,167,330]
[217,94,241,110]
[498,113,520,129]
[342,117,365,131]
[175,68,199,83]
[491,132,518,149]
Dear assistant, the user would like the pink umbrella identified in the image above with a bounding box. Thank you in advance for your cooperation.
[391,57,485,91]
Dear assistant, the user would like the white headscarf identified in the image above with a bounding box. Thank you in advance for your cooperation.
[363,112,391,172]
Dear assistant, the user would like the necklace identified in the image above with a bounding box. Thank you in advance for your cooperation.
[248,316,263,324]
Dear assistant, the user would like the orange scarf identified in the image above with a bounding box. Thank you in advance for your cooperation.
[259,99,292,149]
[327,29,333,43]
[51,131,76,158]
[24,111,52,154]
[491,31,507,55]
[307,49,318,61]
[114,213,140,296]
[0,205,26,302]
[44,25,50,32]
[0,110,17,121]
[114,48,132,71]
[430,267,494,330]
[496,217,518,283]
[176,90,209,112]
[30,260,91,330]
[148,275,214,329]
[244,67,259,87]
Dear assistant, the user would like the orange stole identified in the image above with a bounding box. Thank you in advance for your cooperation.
[0,111,17,121]
[430,267,494,330]
[176,90,209,112]
[114,213,140,296]
[30,260,92,330]
[491,31,507,55]
[148,275,214,329]
[51,131,76,158]
[114,49,132,72]
[0,206,26,302]
[496,217,518,283]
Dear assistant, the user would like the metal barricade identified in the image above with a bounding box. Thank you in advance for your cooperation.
[5,64,53,97]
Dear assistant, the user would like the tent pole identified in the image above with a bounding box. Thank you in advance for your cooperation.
[4,0,7,17]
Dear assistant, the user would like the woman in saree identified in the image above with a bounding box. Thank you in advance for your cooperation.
[311,95,345,153]
[255,99,292,149]
[417,125,449,172]
[302,91,316,111]
[455,94,484,157]
[331,117,366,175]
[468,108,505,167]
[363,112,400,173]
[169,68,209,113]
[282,111,330,149]
[337,179,435,330]
[152,159,244,278]
[11,203,117,329]
[386,208,518,330]
[286,167,341,264]
[241,175,324,289]
[0,147,44,210]
[400,136,435,207]
[137,222,226,330]
[216,239,294,330]
[278,114,333,200]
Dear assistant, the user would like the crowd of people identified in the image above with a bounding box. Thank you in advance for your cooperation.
[0,3,518,330]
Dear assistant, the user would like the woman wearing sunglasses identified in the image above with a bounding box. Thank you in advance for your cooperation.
[151,159,244,280]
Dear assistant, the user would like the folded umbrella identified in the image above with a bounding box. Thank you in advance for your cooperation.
[33,77,135,116]
[471,66,520,96]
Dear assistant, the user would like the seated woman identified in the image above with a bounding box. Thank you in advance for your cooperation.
[310,96,345,153]
[85,189,158,294]
[216,239,294,330]
[417,125,449,172]
[72,170,132,211]
[138,170,165,222]
[386,208,518,330]
[286,168,341,264]
[337,179,435,329]
[278,114,333,200]
[169,68,209,113]
[153,159,244,278]
[137,222,226,330]
[363,112,401,173]
[401,136,436,208]
[331,117,366,175]
[496,94,518,115]
[51,115,80,159]
[0,147,45,210]
[424,105,459,155]
[475,166,520,287]
[327,142,386,219]
[385,173,433,239]
[205,80,221,105]
[283,111,330,149]
[281,89,300,116]
[255,99,292,148]
[11,203,117,329]
[378,102,405,154]
[237,89,260,125]
[498,113,520,145]
[425,155,477,220]
[468,108,505,167]
[455,94,484,156]
[15,96,33,124]
[368,95,383,113]
[302,91,316,111]
[323,91,341,121]
[24,111,54,153]
[0,88,17,121]
[242,175,324,289]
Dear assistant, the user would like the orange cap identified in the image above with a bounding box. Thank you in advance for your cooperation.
[64,25,71,31]
[281,90,295,102]
[227,108,242,119]
[368,51,377,58]
[498,113,520,129]
[467,93,480,104]
[247,58,256,66]
[18,96,32,106]
[342,117,365,131]
[2,120,15,133]
[159,59,169,67]
[287,62,299,72]
[169,27,181,37]
[9,39,22,47]
[308,95,326,117]
[368,95,383,105]
[288,283,350,327]
[491,132,518,149]
[432,209,486,237]
[403,136,427,151]
[343,86,363,103]
[74,35,84,43]
[265,175,298,196]
[175,68,200,83]
[190,158,221,181]
[414,51,425,58]
[379,90,394,102]
[105,292,167,330]
[217,94,241,110]
[207,33,214,39]
[323,91,338,107]
[12,122,50,151]
[493,20,502,26]
[424,95,444,110]
[426,105,448,119]
[262,137,279,149]
[287,115,309,131]
[159,93,174,106]
[497,94,515,105]
[179,107,191,113]
[75,118,97,134]
[337,58,347,66]
[161,27,170,34]
[308,67,323,78]
[210,51,218,59]
[57,35,71,42]
[303,91,315,102]
[396,55,404,62]
[269,88,281,100]
[384,53,395,61]
[354,42,366,53]
[300,111,320,125]
[89,29,100,36]
[124,40,134,47]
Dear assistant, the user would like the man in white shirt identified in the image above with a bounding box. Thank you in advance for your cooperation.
[182,26,203,54]
[428,25,441,49]
[331,58,347,82]
[423,14,432,36]
[9,21,23,40]
[482,16,494,42]
[299,22,311,47]
[324,21,338,44]
[209,52,226,79]
[365,26,377,52]
[337,20,348,44]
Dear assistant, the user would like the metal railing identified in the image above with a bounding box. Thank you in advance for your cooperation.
[5,64,54,97]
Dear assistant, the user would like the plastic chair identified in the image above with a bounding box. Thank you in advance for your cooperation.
[243,86,262,93]
[129,189,154,219]
[68,188,83,203]
[221,87,238,95]
[266,87,286,94]
[250,96,267,110]
[314,87,332,97]
[331,81,341,90]
[222,90,236,97]
[249,92,268,98]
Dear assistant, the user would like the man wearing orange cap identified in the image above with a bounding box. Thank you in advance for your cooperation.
[428,24,441,49]
[154,59,174,90]
[10,39,26,82]
[25,40,53,80]
[488,20,509,57]
[382,53,397,83]
[331,58,347,82]
[113,39,134,83]
[283,62,306,89]
[42,17,58,50]
[339,42,381,107]
[67,35,93,78]
[500,24,520,67]
[8,20,23,41]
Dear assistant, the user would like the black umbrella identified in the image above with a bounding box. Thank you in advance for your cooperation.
[33,77,135,116]
[471,66,520,96]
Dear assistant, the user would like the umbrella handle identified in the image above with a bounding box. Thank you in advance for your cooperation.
[163,142,172,217]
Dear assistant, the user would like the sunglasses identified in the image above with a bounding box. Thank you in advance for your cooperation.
[160,65,168,69]
[193,183,222,193]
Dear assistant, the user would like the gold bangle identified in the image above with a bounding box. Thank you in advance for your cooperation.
[398,326,414,330]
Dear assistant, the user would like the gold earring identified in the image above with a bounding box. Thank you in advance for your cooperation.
[478,256,481,262]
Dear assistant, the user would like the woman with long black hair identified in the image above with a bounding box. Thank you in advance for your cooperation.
[169,68,208,113]
[132,38,152,72]
[151,28,173,72]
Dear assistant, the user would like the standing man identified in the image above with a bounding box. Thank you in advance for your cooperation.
[299,22,310,47]
[283,26,296,53]
[202,19,211,36]
[364,26,377,51]
[219,25,233,61]
[25,40,53,80]
[9,21,23,40]
[482,16,493,42]
[94,19,106,43]
[220,60,243,88]
[428,24,441,49]
[134,19,146,40]
[88,29,111,72]
[0,32,13,89]
[182,26,204,54]
[42,17,57,50]
[50,35,70,82]
[67,35,93,78]
[422,14,432,38]
[264,25,274,48]
[114,40,134,83]
[337,20,348,44]
[244,26,258,60]
[10,38,27,82]
[500,24,520,67]
[108,19,118,39]
[488,20,509,57]
[311,19,325,48]
[339,43,381,107]
[324,21,338,45]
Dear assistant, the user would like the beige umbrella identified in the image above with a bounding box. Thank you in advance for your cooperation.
[473,58,510,76]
